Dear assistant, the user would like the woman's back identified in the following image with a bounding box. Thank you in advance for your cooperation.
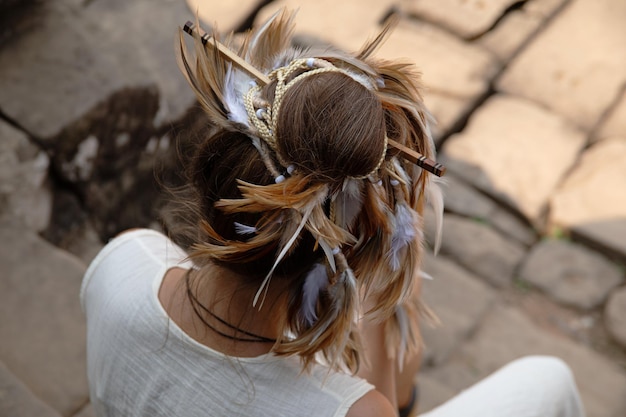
[81,229,373,417]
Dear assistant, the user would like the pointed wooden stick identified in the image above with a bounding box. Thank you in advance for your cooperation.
[182,21,446,177]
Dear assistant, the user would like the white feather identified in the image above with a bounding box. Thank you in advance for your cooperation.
[301,263,329,326]
[233,222,257,235]
[395,305,410,371]
[223,65,252,127]
[388,203,419,271]
[419,270,434,281]
[426,177,445,255]
[334,179,364,229]
[318,238,337,273]
[253,205,313,308]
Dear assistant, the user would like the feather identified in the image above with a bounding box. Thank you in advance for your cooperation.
[223,64,252,126]
[318,238,337,273]
[395,304,410,370]
[253,204,313,308]
[426,177,445,254]
[247,9,295,71]
[233,222,257,235]
[419,270,434,281]
[388,202,419,271]
[334,179,364,230]
[301,263,329,326]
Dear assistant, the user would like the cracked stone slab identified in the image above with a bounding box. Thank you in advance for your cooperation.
[374,18,498,139]
[420,252,496,365]
[187,0,261,31]
[594,90,626,142]
[425,214,526,288]
[0,120,51,232]
[519,239,623,310]
[0,0,195,140]
[0,224,88,416]
[426,305,626,417]
[605,287,626,349]
[0,362,61,417]
[256,0,395,52]
[497,0,626,131]
[549,137,626,260]
[442,95,586,225]
[397,0,521,39]
[479,9,543,62]
[442,175,536,245]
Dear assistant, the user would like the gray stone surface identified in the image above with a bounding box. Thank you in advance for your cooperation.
[398,0,520,39]
[0,224,88,416]
[605,287,626,349]
[425,214,526,288]
[549,137,626,260]
[442,175,536,245]
[0,120,51,232]
[519,240,624,310]
[0,362,61,417]
[421,253,497,365]
[497,0,626,131]
[443,95,586,225]
[0,0,194,140]
[427,305,626,417]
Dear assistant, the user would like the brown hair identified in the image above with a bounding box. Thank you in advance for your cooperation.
[174,10,441,373]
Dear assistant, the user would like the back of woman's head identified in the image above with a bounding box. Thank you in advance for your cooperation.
[176,10,443,372]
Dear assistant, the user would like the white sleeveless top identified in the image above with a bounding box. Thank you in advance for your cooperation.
[80,229,373,417]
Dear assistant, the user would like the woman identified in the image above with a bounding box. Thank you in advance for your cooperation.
[81,10,585,417]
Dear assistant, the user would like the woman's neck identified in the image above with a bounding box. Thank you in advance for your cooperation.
[159,263,287,357]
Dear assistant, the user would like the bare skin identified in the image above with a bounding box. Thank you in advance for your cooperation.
[158,265,414,416]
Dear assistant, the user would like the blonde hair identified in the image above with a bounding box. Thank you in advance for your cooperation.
[176,10,442,373]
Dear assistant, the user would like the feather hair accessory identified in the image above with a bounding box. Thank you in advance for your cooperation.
[300,263,329,327]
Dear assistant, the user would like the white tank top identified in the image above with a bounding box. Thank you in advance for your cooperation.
[80,229,372,417]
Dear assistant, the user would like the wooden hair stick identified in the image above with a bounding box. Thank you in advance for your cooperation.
[182,21,446,177]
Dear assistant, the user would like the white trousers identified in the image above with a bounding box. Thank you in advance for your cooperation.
[420,356,586,417]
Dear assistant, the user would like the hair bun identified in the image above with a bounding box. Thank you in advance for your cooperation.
[275,72,386,181]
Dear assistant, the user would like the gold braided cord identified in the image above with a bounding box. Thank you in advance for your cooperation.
[244,58,388,178]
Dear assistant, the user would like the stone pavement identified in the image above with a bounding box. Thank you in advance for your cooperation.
[0,0,625,416]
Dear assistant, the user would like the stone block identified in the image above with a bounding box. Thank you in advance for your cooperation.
[427,305,626,417]
[256,0,394,52]
[0,120,51,232]
[0,0,195,140]
[497,0,626,131]
[375,19,497,139]
[0,362,61,417]
[187,0,262,31]
[398,0,520,39]
[442,95,586,225]
[0,224,88,416]
[425,214,526,287]
[519,240,623,310]
[479,10,542,62]
[442,175,536,245]
[605,287,626,349]
[594,90,626,142]
[549,137,626,261]
[420,253,496,365]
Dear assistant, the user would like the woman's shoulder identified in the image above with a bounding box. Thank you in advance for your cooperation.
[346,390,397,417]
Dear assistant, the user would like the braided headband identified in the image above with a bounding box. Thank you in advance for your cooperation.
[182,21,446,178]
[244,57,387,179]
